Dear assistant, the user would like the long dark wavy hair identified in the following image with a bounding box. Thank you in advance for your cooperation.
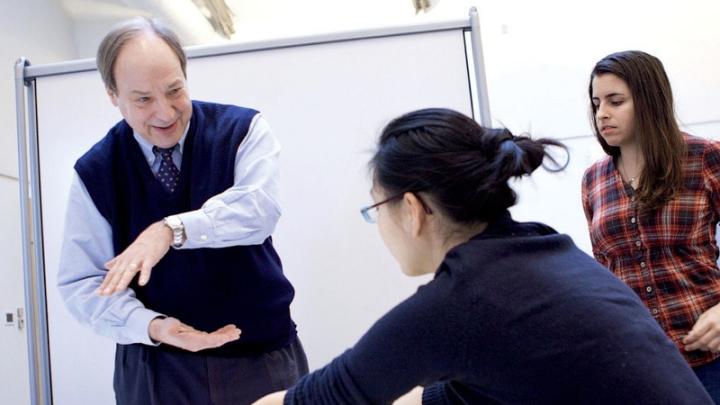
[589,50,685,213]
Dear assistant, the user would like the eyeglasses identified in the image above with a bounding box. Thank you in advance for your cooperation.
[360,191,433,224]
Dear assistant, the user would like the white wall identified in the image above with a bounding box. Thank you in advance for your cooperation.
[222,1,720,253]
[226,0,431,42]
[221,0,720,141]
[5,0,720,402]
[63,0,440,58]
[1,0,77,177]
[65,0,222,58]
[0,0,76,404]
[473,0,720,252]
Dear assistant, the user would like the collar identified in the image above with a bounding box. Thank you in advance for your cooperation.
[132,123,190,165]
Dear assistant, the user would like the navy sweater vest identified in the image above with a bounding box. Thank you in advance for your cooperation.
[75,101,296,355]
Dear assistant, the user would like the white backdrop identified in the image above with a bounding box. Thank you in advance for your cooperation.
[510,122,720,255]
[28,7,720,404]
[482,6,720,253]
[35,28,475,404]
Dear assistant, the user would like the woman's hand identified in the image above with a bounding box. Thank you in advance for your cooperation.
[251,390,286,405]
[393,386,423,405]
[684,302,720,352]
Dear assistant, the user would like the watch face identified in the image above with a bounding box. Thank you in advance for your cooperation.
[165,216,181,228]
[164,216,184,247]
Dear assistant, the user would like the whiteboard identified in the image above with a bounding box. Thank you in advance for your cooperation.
[33,26,477,404]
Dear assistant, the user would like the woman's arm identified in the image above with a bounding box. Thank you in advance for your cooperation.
[252,390,286,405]
[393,387,423,405]
[278,279,463,404]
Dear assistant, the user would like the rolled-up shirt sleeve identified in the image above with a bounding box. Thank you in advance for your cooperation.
[178,114,281,248]
[57,174,163,345]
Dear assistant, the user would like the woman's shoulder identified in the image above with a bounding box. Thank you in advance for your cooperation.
[446,223,577,273]
[683,132,720,150]
[582,155,613,185]
[682,133,720,163]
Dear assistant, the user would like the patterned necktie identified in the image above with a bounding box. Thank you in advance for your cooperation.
[153,145,180,193]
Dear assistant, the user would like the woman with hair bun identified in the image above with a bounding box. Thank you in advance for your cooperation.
[255,108,710,405]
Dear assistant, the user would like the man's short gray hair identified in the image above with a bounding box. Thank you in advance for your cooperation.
[97,17,187,94]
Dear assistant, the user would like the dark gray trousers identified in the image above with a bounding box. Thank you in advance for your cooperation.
[113,337,308,405]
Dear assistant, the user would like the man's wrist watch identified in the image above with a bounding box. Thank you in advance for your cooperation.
[163,215,186,248]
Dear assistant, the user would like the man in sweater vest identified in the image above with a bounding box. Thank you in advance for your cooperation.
[57,17,307,404]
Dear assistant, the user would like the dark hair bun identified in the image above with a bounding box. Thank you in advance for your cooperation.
[371,108,567,224]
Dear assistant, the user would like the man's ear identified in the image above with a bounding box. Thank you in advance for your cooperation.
[107,88,119,107]
[403,192,429,237]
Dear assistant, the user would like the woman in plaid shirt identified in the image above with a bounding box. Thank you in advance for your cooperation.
[582,50,720,400]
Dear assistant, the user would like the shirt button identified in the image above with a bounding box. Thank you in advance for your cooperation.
[631,217,636,224]
[646,286,653,293]
[635,240,641,247]
[652,308,659,315]
[640,262,646,268]
[200,234,208,241]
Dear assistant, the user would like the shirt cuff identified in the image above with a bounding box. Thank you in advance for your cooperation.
[125,307,165,346]
[177,209,214,249]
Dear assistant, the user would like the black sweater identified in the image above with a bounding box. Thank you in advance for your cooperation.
[285,213,712,404]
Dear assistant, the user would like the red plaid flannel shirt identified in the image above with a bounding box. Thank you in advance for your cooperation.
[582,134,720,367]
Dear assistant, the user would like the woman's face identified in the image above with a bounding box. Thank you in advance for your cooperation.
[591,73,637,148]
[372,186,429,276]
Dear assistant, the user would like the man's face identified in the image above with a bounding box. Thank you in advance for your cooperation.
[108,33,192,148]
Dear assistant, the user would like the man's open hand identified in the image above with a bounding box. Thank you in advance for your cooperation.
[149,317,241,352]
